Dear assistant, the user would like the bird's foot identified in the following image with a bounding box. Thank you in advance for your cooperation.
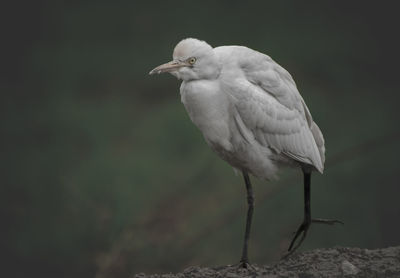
[230,258,256,271]
[311,218,344,225]
[281,217,343,259]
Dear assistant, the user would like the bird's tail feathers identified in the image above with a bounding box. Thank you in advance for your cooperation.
[310,121,325,167]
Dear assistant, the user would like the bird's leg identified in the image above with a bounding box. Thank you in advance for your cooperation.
[239,171,254,268]
[285,170,343,257]
[286,171,312,254]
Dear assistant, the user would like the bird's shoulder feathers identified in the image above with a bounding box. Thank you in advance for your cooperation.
[214,45,325,172]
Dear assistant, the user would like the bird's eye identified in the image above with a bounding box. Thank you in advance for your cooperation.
[188,57,196,65]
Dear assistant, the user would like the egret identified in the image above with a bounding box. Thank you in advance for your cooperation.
[149,38,341,267]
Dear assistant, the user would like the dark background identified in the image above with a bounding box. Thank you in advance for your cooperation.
[2,1,400,278]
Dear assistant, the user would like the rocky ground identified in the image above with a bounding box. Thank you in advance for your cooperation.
[134,246,400,278]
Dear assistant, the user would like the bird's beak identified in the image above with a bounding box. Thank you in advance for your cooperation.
[149,60,188,75]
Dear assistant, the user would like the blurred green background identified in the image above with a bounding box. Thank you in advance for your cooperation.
[2,1,400,277]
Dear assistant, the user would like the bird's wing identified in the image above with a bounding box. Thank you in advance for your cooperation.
[220,46,325,172]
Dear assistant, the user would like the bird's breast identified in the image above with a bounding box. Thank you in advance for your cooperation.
[180,80,233,151]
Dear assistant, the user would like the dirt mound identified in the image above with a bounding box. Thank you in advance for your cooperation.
[134,246,400,278]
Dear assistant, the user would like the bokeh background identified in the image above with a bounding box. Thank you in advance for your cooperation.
[2,1,400,277]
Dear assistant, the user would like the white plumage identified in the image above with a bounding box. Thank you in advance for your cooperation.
[149,38,338,264]
[150,38,325,179]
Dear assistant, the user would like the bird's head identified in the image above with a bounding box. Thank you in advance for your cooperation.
[149,38,221,81]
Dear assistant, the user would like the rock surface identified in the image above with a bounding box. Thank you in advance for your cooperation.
[134,246,400,278]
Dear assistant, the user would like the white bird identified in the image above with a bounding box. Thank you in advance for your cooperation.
[149,38,341,267]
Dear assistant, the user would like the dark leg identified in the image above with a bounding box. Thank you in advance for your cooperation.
[287,170,312,252]
[239,171,254,268]
[286,169,343,256]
